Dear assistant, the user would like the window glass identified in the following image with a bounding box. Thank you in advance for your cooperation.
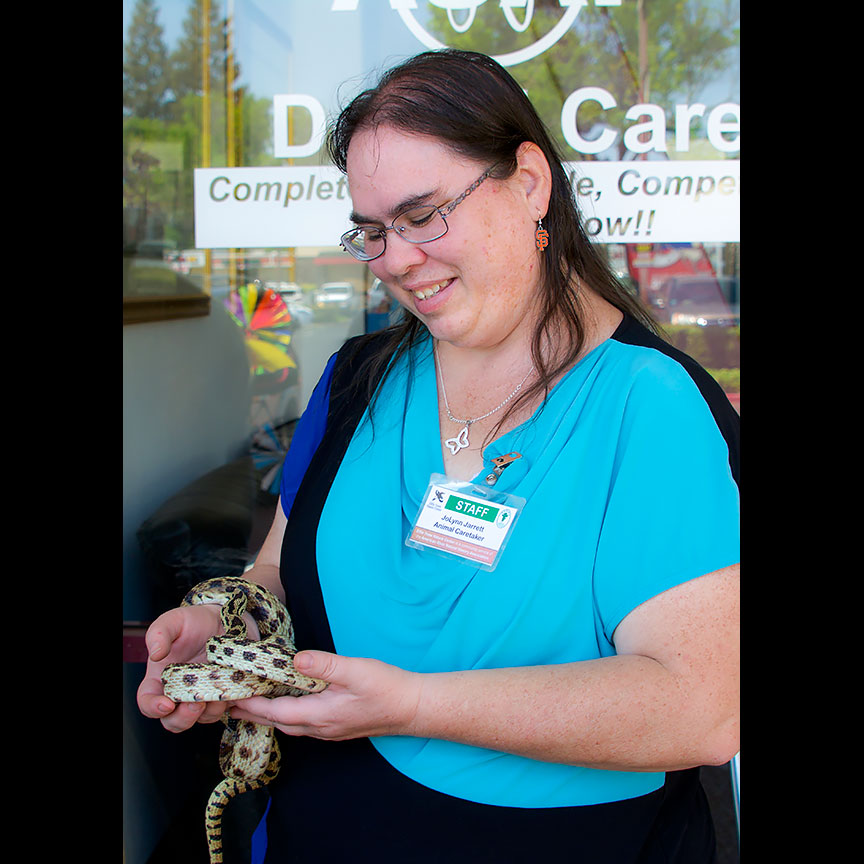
[123,1,739,560]
[123,0,739,595]
[124,4,738,854]
[124,0,738,416]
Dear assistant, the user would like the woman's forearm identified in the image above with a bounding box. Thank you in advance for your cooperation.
[243,502,289,606]
[244,561,284,601]
[407,653,738,773]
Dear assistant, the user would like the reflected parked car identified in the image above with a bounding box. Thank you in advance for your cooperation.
[269,281,302,301]
[650,276,740,327]
[314,281,354,309]
[367,278,390,312]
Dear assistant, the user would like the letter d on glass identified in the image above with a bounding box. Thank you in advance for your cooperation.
[273,94,327,159]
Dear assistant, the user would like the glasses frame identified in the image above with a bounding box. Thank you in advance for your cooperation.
[340,166,496,262]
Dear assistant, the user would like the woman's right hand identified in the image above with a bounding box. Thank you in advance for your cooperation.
[136,603,228,732]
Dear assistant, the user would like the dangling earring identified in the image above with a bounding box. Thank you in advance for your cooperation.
[535,215,549,250]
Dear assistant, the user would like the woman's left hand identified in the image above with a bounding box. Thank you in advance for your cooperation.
[228,651,423,741]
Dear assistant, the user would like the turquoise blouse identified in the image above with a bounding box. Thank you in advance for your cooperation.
[285,332,739,808]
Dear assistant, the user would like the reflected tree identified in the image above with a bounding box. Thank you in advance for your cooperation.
[425,0,740,160]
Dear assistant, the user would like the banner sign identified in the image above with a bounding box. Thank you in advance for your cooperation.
[194,166,352,249]
[568,160,739,243]
[193,160,739,249]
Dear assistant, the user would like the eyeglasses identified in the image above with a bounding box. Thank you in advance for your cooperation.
[340,166,495,262]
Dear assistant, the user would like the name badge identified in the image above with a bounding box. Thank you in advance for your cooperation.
[406,474,525,571]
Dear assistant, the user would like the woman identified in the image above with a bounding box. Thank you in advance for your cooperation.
[139,50,739,862]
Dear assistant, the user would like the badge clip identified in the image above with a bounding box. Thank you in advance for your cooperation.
[484,451,522,486]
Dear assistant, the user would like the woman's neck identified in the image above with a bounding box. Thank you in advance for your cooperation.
[432,283,623,482]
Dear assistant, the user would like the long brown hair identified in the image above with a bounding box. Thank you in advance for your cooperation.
[326,49,658,438]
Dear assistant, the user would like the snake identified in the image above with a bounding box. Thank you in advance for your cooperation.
[161,577,328,864]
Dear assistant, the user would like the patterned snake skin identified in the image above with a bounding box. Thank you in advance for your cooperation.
[161,577,328,863]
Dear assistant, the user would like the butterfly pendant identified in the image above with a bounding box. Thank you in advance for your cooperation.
[444,425,470,455]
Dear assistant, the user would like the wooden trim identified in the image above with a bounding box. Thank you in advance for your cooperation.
[123,293,211,325]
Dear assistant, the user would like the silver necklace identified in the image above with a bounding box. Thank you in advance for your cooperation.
[434,341,534,455]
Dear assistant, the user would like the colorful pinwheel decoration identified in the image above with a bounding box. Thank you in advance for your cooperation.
[250,422,295,495]
[224,281,298,383]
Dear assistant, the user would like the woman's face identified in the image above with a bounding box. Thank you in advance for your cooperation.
[345,125,549,351]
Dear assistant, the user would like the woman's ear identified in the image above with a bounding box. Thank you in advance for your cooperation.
[514,141,552,218]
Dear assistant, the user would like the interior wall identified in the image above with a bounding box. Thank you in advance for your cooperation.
[123,301,252,622]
